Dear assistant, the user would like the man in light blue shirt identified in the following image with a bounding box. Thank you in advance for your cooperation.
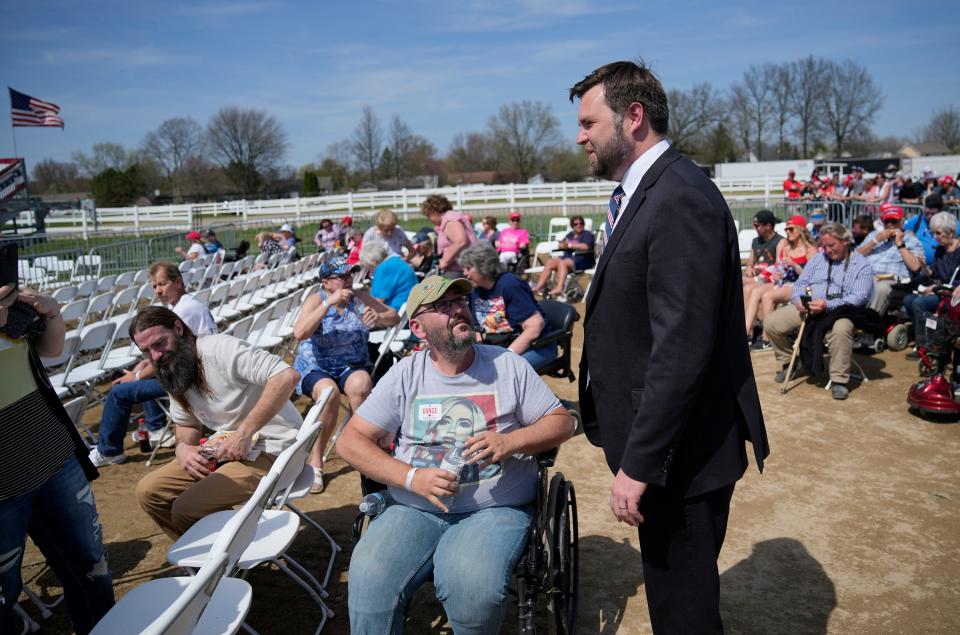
[857,205,923,314]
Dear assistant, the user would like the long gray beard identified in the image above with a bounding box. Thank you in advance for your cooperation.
[154,340,201,398]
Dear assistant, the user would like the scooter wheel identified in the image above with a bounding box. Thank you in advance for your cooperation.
[886,324,909,351]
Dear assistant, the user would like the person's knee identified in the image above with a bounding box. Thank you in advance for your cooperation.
[831,319,854,337]
[313,379,340,407]
[134,473,163,512]
[434,555,511,617]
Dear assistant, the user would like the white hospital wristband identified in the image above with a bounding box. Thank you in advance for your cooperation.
[404,467,419,492]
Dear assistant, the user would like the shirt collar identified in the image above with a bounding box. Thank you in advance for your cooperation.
[619,138,671,199]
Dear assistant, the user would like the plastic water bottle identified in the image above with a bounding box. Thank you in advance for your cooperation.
[358,491,392,517]
[439,442,467,479]
[136,418,151,453]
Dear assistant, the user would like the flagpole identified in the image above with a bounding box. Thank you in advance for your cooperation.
[8,87,19,156]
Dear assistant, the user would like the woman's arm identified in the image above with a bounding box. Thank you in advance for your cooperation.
[509,312,545,355]
[355,289,400,328]
[292,294,329,341]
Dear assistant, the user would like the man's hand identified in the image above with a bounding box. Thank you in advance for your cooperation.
[16,288,59,319]
[410,467,459,512]
[214,431,253,462]
[892,228,905,247]
[610,469,646,527]
[464,430,514,467]
[361,306,378,327]
[808,299,828,314]
[326,288,353,306]
[176,444,212,480]
[113,370,138,385]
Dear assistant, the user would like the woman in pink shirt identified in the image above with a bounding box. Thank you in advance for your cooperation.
[496,211,530,268]
[420,194,476,277]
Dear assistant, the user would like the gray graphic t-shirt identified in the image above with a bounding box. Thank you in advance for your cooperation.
[356,344,561,512]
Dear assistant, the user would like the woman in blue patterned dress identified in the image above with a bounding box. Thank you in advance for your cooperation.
[293,257,377,492]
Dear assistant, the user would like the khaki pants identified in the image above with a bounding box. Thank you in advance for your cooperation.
[764,304,854,384]
[135,453,275,540]
[868,278,895,314]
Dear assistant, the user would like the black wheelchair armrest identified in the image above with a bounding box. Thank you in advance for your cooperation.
[537,447,558,468]
[529,328,566,351]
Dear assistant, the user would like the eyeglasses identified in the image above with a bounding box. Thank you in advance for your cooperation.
[785,226,799,232]
[572,222,585,227]
[882,219,900,226]
[413,294,470,318]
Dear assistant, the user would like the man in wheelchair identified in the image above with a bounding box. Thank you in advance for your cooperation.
[336,275,574,634]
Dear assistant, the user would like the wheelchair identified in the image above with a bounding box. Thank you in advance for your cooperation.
[529,300,580,383]
[351,447,579,635]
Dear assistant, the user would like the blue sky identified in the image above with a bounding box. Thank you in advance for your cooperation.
[3,0,959,171]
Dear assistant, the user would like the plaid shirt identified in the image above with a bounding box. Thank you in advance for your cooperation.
[862,229,923,278]
[791,250,874,310]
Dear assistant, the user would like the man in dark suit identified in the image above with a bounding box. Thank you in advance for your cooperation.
[571,60,770,632]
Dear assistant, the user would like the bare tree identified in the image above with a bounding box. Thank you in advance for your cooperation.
[734,65,773,160]
[820,60,884,156]
[765,63,793,159]
[142,117,205,199]
[446,132,499,173]
[729,89,755,160]
[30,159,85,194]
[72,142,137,178]
[923,106,960,152]
[349,106,382,183]
[386,116,411,182]
[487,100,562,181]
[206,106,288,197]
[788,56,827,159]
[667,82,724,157]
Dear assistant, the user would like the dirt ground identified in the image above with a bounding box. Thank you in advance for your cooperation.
[18,303,960,634]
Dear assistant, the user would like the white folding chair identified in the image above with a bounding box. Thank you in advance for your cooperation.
[114,270,136,290]
[225,315,254,340]
[52,285,77,304]
[73,255,102,281]
[167,394,336,634]
[96,274,117,293]
[75,279,98,299]
[523,240,560,278]
[91,473,280,635]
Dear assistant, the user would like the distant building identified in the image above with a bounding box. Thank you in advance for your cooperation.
[898,142,951,158]
[445,170,520,186]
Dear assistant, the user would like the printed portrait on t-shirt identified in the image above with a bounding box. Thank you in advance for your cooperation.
[406,393,500,485]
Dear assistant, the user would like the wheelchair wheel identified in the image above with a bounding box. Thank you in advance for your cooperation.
[545,474,579,635]
[564,280,584,304]
[886,323,909,351]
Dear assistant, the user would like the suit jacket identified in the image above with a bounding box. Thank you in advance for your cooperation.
[579,146,769,498]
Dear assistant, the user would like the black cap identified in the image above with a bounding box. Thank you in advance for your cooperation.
[925,194,944,210]
[753,210,778,226]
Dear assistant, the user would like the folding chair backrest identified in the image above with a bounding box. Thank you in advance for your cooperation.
[273,393,330,506]
[52,285,77,304]
[179,260,192,272]
[133,268,150,285]
[218,261,235,280]
[34,255,58,270]
[228,315,254,340]
[41,334,80,369]
[115,270,136,289]
[76,279,97,298]
[85,291,115,319]
[141,552,231,635]
[97,274,118,293]
[210,472,280,571]
[62,397,86,425]
[79,320,116,351]
[136,282,154,304]
[208,282,230,307]
[61,299,88,324]
[111,286,140,316]
[110,314,136,347]
[248,307,273,338]
[193,288,212,306]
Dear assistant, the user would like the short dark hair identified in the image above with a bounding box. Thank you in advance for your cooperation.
[853,214,874,230]
[569,60,669,135]
[571,215,585,227]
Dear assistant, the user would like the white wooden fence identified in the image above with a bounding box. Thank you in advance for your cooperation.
[20,177,787,238]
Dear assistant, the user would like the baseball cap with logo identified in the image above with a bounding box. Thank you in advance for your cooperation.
[881,205,904,221]
[318,256,359,279]
[406,275,474,318]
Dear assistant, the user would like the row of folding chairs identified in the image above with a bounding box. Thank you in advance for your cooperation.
[89,394,337,635]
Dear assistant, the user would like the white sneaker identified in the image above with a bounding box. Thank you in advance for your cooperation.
[89,447,127,467]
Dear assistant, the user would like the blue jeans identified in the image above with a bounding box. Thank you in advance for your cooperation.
[522,341,558,371]
[0,456,114,634]
[348,503,532,634]
[903,293,940,346]
[97,378,167,457]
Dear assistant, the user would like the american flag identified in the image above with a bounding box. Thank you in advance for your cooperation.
[9,88,64,128]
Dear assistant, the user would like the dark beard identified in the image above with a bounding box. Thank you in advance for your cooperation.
[423,316,475,361]
[590,118,630,180]
[154,338,201,398]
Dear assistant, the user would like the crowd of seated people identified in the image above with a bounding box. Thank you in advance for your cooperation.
[784,165,960,207]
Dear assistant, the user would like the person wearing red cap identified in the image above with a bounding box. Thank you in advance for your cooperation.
[857,204,924,314]
[495,211,530,269]
[751,216,818,348]
[174,230,205,261]
[941,176,959,206]
[783,170,801,201]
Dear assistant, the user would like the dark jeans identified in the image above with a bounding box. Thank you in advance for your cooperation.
[97,378,167,457]
[902,293,940,346]
[0,456,114,634]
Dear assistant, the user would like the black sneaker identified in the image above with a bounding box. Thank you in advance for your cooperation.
[750,339,772,352]
[830,383,849,400]
[775,364,805,383]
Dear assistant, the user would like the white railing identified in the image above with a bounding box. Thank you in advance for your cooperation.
[31,177,785,237]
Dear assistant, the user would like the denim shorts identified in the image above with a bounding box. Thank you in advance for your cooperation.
[301,365,371,395]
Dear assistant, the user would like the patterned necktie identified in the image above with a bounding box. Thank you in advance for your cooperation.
[606,185,625,241]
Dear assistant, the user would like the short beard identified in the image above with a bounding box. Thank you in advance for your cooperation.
[154,337,203,400]
[423,317,475,362]
[590,114,630,180]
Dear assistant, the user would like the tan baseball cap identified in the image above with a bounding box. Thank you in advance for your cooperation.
[406,275,473,317]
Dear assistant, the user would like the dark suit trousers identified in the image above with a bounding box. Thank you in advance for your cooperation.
[639,482,736,634]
